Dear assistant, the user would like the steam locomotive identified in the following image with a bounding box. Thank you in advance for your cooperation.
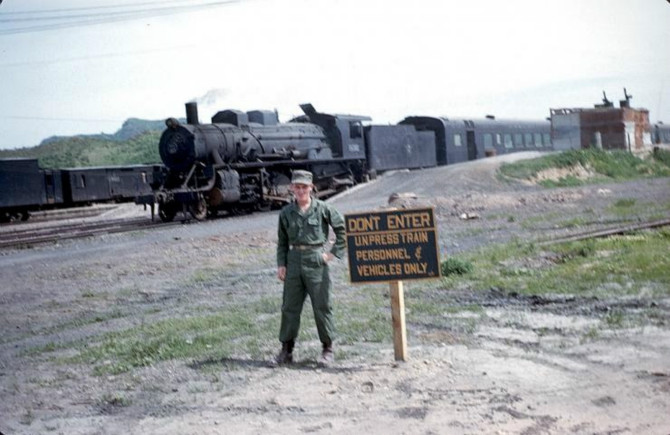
[142,103,375,221]
[139,102,552,222]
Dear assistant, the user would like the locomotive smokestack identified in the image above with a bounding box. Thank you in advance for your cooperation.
[186,102,200,125]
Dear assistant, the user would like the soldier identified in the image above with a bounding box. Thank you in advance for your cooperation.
[273,169,346,367]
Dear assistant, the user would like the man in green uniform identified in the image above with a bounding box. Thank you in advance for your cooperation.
[274,169,346,366]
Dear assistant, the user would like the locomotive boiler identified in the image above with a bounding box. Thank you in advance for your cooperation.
[144,103,369,221]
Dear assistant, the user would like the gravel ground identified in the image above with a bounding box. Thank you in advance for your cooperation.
[1,152,669,434]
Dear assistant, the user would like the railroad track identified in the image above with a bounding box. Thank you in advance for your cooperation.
[0,216,175,249]
[537,217,670,246]
[3,213,668,251]
[0,204,123,226]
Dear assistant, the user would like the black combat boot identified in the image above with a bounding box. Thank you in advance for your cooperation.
[318,342,334,367]
[272,340,294,366]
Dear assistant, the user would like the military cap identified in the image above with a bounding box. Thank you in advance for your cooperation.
[291,170,313,185]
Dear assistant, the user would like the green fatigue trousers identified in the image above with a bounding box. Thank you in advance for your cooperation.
[279,248,334,346]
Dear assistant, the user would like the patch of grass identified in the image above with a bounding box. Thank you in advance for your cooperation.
[190,268,220,284]
[608,198,642,218]
[556,240,596,261]
[520,212,561,230]
[336,287,390,345]
[604,309,625,328]
[652,148,670,166]
[80,289,98,298]
[441,229,670,298]
[72,303,278,375]
[441,257,474,276]
[540,175,584,188]
[554,216,590,229]
[499,149,670,186]
[613,198,636,208]
[22,341,59,357]
[21,310,127,357]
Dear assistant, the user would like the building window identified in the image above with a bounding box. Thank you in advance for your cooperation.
[454,133,463,146]
[513,133,523,147]
[543,133,551,146]
[534,133,543,147]
[496,134,502,146]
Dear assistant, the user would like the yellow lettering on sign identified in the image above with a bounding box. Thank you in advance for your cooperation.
[387,212,431,230]
[403,262,428,274]
[353,233,400,246]
[356,263,403,277]
[355,248,411,262]
[400,231,429,244]
[347,216,381,233]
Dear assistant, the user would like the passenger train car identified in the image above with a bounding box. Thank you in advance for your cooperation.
[400,116,552,165]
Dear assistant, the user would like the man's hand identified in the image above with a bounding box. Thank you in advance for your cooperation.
[322,252,334,264]
[277,266,287,281]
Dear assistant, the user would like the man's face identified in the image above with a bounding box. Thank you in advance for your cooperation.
[290,183,312,202]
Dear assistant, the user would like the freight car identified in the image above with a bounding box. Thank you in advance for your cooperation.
[143,102,553,222]
[0,158,61,221]
[0,158,159,222]
[61,165,158,204]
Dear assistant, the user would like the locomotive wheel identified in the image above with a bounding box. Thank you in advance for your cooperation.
[256,201,271,212]
[188,197,208,221]
[158,202,177,223]
[229,206,253,216]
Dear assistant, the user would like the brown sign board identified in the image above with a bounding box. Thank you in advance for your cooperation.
[345,207,441,283]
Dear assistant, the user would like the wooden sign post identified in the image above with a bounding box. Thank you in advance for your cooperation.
[344,207,441,362]
[389,281,407,361]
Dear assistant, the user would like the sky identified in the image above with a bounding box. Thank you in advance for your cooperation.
[0,0,669,150]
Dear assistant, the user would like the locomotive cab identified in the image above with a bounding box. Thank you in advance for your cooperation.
[298,103,369,161]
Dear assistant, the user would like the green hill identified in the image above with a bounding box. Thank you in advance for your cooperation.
[0,118,172,168]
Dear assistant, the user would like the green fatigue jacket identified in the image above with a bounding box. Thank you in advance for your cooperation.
[277,199,346,267]
[276,198,346,345]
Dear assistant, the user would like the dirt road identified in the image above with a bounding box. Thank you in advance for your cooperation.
[1,153,669,434]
